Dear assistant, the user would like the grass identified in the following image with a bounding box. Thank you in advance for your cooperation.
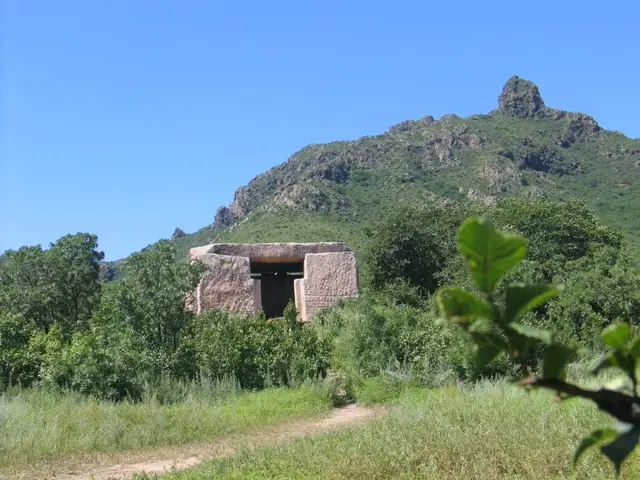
[156,378,639,479]
[0,381,331,474]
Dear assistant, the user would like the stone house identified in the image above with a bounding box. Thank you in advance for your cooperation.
[187,242,359,321]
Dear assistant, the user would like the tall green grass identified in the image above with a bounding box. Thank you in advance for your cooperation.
[0,378,331,473]
[158,378,639,479]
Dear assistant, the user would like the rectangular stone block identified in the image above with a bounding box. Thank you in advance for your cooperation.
[294,278,305,320]
[301,252,359,320]
[253,279,262,313]
[302,252,359,297]
[209,242,350,262]
[196,254,257,315]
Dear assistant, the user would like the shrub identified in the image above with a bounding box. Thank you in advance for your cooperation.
[0,234,104,335]
[316,295,515,386]
[0,313,40,389]
[490,198,623,273]
[364,203,471,295]
[106,241,205,376]
[187,306,331,389]
[37,322,147,401]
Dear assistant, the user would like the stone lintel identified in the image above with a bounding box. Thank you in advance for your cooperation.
[188,245,214,263]
[189,242,350,263]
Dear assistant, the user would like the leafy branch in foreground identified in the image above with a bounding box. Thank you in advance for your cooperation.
[437,217,640,475]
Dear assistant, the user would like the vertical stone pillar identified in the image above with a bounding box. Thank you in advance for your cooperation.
[300,252,359,321]
[253,279,262,313]
[194,254,258,314]
[294,278,305,320]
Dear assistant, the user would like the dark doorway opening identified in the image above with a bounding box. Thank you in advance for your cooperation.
[251,261,304,318]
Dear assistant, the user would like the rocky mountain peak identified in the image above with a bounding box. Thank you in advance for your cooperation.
[497,76,546,117]
[171,227,186,240]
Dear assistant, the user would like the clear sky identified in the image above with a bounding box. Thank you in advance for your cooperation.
[2,0,639,260]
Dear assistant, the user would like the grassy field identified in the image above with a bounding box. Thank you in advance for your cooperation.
[156,379,639,479]
[0,381,331,474]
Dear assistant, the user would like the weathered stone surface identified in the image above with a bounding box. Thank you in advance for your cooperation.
[99,263,116,281]
[294,278,304,318]
[302,252,359,296]
[199,242,351,262]
[300,252,359,321]
[184,289,199,314]
[214,206,238,228]
[188,243,359,321]
[253,279,262,312]
[560,113,601,143]
[188,245,213,263]
[271,184,349,212]
[195,254,257,315]
[171,227,186,239]
[496,76,546,118]
[388,115,435,134]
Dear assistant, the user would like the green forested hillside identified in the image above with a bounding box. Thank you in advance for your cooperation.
[166,76,640,262]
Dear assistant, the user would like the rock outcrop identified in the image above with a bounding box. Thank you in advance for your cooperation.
[171,227,186,239]
[214,206,239,228]
[388,115,435,134]
[271,184,349,212]
[559,113,602,144]
[496,75,547,118]
[99,263,116,281]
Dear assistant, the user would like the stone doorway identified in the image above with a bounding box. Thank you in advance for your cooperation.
[251,261,303,318]
[187,242,360,321]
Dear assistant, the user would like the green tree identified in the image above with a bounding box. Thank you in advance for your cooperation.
[0,233,104,334]
[0,245,56,330]
[47,233,104,332]
[365,203,471,295]
[0,312,40,388]
[437,217,640,475]
[103,240,205,376]
[490,198,623,275]
[546,246,640,345]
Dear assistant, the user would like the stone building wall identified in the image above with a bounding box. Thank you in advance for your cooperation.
[187,242,358,321]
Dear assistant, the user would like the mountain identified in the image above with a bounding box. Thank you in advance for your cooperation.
[167,75,640,260]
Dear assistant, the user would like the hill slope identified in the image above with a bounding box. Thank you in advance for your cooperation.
[169,76,640,260]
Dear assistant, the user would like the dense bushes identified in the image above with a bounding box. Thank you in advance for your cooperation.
[188,305,330,389]
[364,203,471,295]
[365,198,627,293]
[315,293,516,386]
[0,234,103,335]
[0,238,330,399]
[490,198,623,265]
[1,197,638,402]
[0,313,40,388]
[332,197,640,385]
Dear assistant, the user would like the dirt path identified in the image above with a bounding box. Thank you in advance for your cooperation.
[12,404,380,480]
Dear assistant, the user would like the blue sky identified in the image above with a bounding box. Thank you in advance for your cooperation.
[2,0,639,260]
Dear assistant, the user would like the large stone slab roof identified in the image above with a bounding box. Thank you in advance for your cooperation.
[189,242,351,263]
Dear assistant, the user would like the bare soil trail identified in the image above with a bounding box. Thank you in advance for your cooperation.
[8,404,382,480]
